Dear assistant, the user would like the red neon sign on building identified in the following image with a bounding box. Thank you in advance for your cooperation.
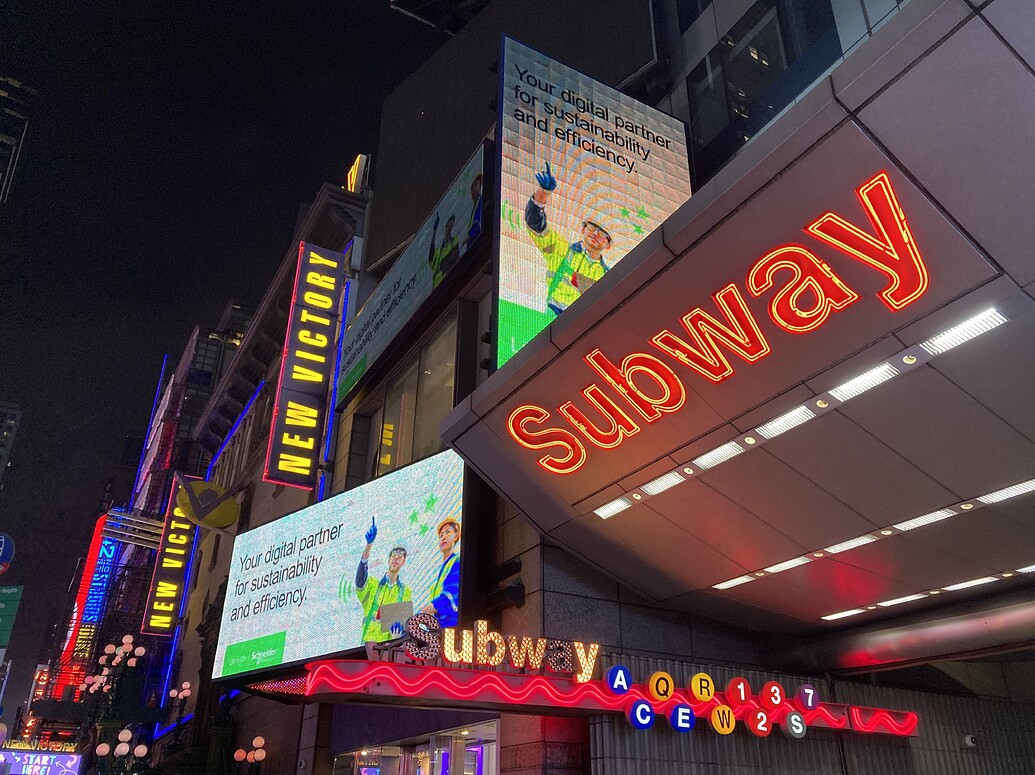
[507,171,931,475]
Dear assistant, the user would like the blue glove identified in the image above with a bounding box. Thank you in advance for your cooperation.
[432,214,440,231]
[535,162,556,191]
[390,622,404,638]
[365,517,377,545]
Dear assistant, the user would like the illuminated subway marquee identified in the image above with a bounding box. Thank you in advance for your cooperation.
[507,172,930,475]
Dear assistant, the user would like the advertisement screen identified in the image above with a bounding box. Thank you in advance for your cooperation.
[214,450,464,679]
[0,752,82,775]
[336,147,486,406]
[0,585,22,649]
[497,37,691,366]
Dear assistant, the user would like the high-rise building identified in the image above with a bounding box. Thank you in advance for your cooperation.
[0,74,37,204]
[0,401,22,488]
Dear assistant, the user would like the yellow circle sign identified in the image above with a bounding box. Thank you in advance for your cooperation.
[709,705,736,735]
[689,672,715,702]
[176,480,240,529]
[648,671,674,701]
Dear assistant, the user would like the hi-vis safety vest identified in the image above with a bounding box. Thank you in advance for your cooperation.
[528,228,609,314]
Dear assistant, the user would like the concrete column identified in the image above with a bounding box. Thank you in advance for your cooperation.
[498,714,586,775]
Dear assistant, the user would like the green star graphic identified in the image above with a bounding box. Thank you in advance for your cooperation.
[424,493,439,512]
[620,207,630,218]
[637,206,650,220]
[633,224,645,235]
[409,510,419,525]
[419,524,431,537]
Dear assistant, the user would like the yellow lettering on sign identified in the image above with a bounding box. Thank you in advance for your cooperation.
[155,581,179,598]
[285,402,318,428]
[295,350,327,364]
[154,601,175,612]
[148,614,173,629]
[298,330,328,348]
[282,432,315,450]
[291,363,323,382]
[300,309,331,326]
[161,556,184,569]
[507,636,547,670]
[308,251,339,269]
[305,271,337,291]
[277,453,313,475]
[304,290,332,309]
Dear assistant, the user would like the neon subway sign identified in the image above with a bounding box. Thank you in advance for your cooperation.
[507,172,930,475]
[304,620,917,738]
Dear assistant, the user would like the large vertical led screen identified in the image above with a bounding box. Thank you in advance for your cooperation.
[337,148,486,405]
[214,450,464,678]
[497,37,692,366]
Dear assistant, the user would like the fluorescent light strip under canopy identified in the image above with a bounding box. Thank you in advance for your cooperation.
[712,472,1035,590]
[595,306,1013,520]
[821,561,1035,621]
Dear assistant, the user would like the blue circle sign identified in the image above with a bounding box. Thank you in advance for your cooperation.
[606,665,632,695]
[668,703,696,732]
[627,700,655,729]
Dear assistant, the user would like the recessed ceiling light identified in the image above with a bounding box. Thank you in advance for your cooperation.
[755,405,815,440]
[977,478,1035,505]
[631,493,642,500]
[877,593,927,607]
[683,467,694,475]
[902,355,917,365]
[816,399,829,409]
[813,552,824,558]
[829,363,899,402]
[823,535,877,554]
[744,436,756,445]
[893,509,954,532]
[960,503,974,510]
[919,308,1007,355]
[641,470,685,496]
[763,557,810,574]
[754,572,766,577]
[594,497,631,519]
[692,441,744,470]
[713,575,754,590]
[821,608,865,621]
[880,529,894,536]
[942,576,999,591]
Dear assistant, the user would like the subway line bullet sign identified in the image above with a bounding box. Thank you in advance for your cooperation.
[607,667,915,738]
[264,242,350,490]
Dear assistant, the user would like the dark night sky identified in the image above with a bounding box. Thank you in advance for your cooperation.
[0,0,447,722]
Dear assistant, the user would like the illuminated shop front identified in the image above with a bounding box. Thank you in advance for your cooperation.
[333,721,498,775]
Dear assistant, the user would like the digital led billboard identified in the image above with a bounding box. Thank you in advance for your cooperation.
[496,37,691,366]
[336,147,486,406]
[214,449,464,679]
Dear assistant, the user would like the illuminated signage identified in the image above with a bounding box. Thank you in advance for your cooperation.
[346,154,368,193]
[400,615,598,683]
[0,585,23,649]
[0,751,83,774]
[2,741,78,753]
[264,242,350,490]
[496,36,691,367]
[215,450,465,679]
[304,660,917,737]
[505,171,929,474]
[336,147,486,405]
[54,516,117,697]
[141,478,199,635]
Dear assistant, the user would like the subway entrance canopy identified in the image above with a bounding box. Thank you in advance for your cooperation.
[443,12,1035,667]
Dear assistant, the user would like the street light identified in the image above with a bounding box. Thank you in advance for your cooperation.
[233,735,268,773]
[167,680,192,750]
[95,728,149,774]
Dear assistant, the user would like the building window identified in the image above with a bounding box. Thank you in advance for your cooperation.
[356,312,459,484]
[686,0,840,185]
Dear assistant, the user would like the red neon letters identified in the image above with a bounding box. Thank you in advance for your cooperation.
[507,171,929,475]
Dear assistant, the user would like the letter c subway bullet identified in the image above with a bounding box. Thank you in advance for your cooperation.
[627,700,655,729]
[648,671,674,701]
